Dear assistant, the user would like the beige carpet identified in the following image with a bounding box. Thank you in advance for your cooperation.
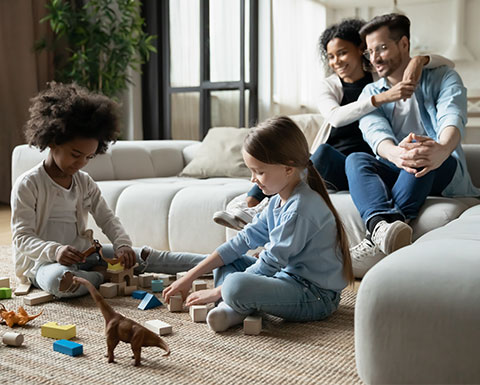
[0,245,362,385]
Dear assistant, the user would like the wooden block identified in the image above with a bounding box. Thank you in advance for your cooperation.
[116,281,127,296]
[167,295,183,312]
[14,283,31,296]
[24,291,54,306]
[107,262,124,272]
[138,273,154,288]
[176,271,188,280]
[2,332,24,346]
[41,322,76,340]
[189,305,208,322]
[152,273,175,286]
[104,266,135,284]
[0,287,12,299]
[138,293,162,310]
[151,280,164,293]
[132,290,147,299]
[144,320,172,336]
[99,283,117,298]
[131,275,139,287]
[192,280,207,292]
[243,316,262,335]
[53,339,83,356]
[124,285,137,296]
[0,277,10,288]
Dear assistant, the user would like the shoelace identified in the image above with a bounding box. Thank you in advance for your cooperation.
[351,239,376,261]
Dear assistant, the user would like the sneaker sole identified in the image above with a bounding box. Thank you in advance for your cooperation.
[212,214,243,231]
[383,222,413,254]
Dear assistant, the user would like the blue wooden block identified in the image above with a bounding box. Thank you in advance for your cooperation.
[151,280,164,293]
[132,290,148,299]
[53,339,83,356]
[0,287,12,299]
[138,293,162,310]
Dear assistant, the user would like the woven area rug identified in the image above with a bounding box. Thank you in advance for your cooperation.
[0,245,362,385]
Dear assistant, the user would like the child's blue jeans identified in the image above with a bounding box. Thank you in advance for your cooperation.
[214,255,341,322]
[32,245,205,298]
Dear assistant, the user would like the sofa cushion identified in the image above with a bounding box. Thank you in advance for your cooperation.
[179,127,251,178]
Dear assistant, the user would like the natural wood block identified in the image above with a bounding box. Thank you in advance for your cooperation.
[41,322,76,340]
[24,291,54,306]
[2,332,24,346]
[144,320,172,336]
[124,285,137,296]
[14,283,31,296]
[99,283,117,298]
[167,295,183,312]
[138,273,154,288]
[189,305,208,322]
[0,277,10,288]
[131,275,139,287]
[192,280,207,292]
[116,281,127,296]
[153,273,175,286]
[176,271,188,280]
[243,316,262,335]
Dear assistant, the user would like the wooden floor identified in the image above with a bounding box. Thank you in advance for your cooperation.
[0,204,11,246]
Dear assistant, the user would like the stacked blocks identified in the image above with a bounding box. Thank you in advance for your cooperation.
[53,340,83,356]
[138,293,162,310]
[41,322,76,340]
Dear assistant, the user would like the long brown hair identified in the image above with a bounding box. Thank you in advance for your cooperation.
[244,116,354,284]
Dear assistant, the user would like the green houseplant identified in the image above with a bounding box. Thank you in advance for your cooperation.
[38,0,156,98]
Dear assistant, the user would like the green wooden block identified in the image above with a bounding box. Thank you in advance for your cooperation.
[0,287,12,299]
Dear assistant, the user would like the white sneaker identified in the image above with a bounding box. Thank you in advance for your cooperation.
[371,220,412,255]
[212,211,244,230]
[350,238,386,278]
[213,195,268,229]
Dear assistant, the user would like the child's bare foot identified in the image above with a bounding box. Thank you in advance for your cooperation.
[59,272,80,293]
[185,287,221,306]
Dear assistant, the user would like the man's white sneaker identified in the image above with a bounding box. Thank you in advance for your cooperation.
[350,238,386,278]
[371,220,412,255]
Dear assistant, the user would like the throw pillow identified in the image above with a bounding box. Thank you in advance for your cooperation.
[179,127,251,178]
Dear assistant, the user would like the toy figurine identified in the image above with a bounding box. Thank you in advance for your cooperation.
[72,276,170,366]
[0,304,43,327]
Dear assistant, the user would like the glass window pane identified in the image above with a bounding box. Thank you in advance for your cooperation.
[171,93,200,140]
[245,0,250,83]
[210,0,240,82]
[245,89,250,127]
[170,0,200,87]
[211,90,240,127]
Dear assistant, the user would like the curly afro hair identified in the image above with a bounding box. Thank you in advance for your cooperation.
[318,18,368,73]
[24,82,120,154]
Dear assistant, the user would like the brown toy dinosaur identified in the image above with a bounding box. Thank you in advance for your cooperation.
[72,276,170,366]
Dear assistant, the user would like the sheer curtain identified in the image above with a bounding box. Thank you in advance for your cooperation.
[270,0,326,116]
[0,0,53,204]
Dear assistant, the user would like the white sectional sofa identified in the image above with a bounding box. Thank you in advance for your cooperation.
[11,138,480,255]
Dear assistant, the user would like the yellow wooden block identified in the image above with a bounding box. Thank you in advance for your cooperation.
[41,322,76,340]
[107,262,124,272]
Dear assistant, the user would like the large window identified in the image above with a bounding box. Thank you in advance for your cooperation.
[142,0,258,140]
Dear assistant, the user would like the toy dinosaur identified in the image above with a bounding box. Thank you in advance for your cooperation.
[72,276,170,366]
[0,304,43,327]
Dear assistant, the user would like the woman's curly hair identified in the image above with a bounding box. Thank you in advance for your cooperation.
[318,18,370,74]
[24,82,120,154]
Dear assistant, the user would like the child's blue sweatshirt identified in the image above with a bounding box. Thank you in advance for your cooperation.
[216,181,347,292]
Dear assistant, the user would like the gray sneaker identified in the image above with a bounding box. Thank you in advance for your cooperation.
[371,220,412,255]
[212,211,244,230]
[350,238,386,278]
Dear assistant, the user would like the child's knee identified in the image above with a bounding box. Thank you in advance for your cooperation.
[222,272,254,306]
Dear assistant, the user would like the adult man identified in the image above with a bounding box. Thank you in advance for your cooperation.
[346,13,479,277]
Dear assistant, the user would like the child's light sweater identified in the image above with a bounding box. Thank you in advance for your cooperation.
[11,162,131,284]
[217,181,347,292]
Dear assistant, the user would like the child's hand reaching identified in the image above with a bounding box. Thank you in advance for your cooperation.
[163,277,192,304]
[185,287,221,307]
[115,246,136,269]
[56,245,85,266]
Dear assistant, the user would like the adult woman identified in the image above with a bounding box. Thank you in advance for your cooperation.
[214,18,452,229]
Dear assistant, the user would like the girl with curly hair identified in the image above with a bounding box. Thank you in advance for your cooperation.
[11,82,204,298]
[213,18,453,230]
